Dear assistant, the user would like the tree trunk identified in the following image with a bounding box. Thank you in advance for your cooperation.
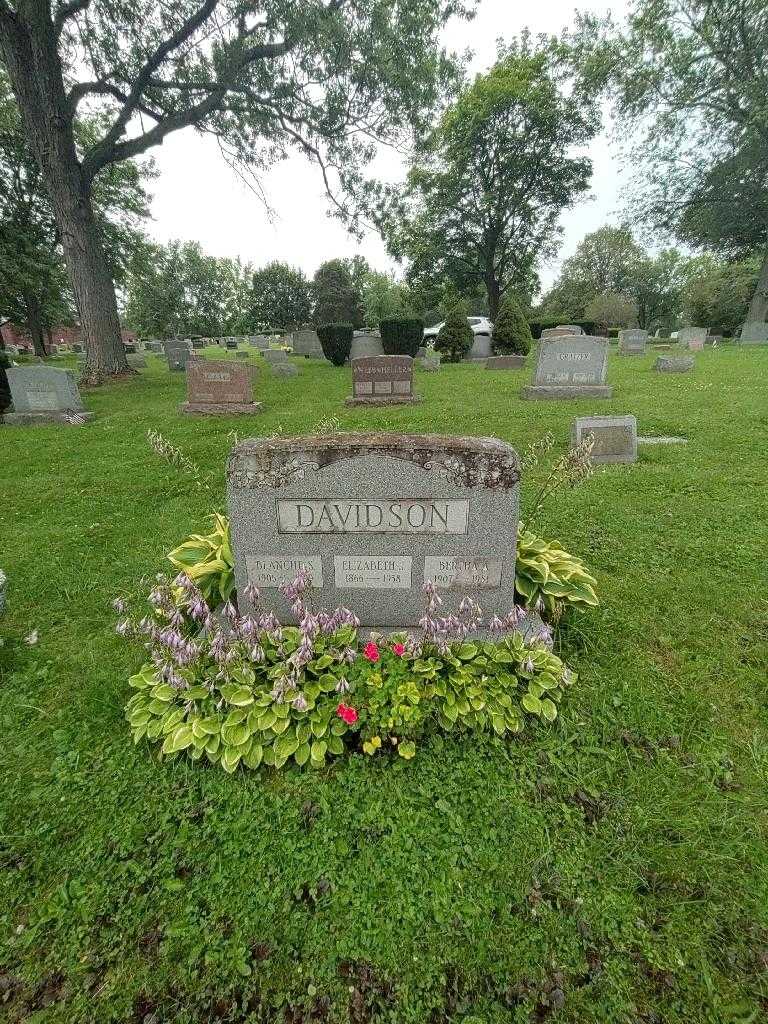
[0,2,130,384]
[485,273,501,320]
[23,289,48,356]
[746,248,768,322]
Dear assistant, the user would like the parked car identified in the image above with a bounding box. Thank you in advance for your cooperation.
[423,316,494,341]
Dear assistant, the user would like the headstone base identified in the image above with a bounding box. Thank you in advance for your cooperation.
[345,394,422,407]
[521,384,612,400]
[180,401,263,416]
[1,410,94,426]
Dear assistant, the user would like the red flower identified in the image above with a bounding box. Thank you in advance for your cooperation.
[336,703,358,725]
[363,642,380,662]
[392,643,406,656]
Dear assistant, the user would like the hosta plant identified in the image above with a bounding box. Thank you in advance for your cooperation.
[167,513,235,607]
[117,573,576,772]
[515,524,599,621]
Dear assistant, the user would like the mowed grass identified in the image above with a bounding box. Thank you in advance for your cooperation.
[1,346,767,1023]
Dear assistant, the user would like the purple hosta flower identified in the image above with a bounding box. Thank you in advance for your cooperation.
[167,667,187,689]
[293,692,309,713]
[209,630,232,665]
[270,676,289,703]
[187,594,209,623]
[237,615,259,640]
[203,614,216,634]
[335,676,350,694]
[172,572,192,590]
[422,579,443,614]
[249,644,265,663]
[112,597,128,615]
[523,656,535,674]
[343,646,357,666]
[316,611,332,632]
[259,611,281,633]
[169,608,185,630]
[489,615,504,634]
[244,581,261,605]
[222,600,238,623]
[115,618,132,637]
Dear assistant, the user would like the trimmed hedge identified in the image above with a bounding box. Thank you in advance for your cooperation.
[380,317,424,357]
[435,302,473,363]
[317,323,353,366]
[492,295,532,355]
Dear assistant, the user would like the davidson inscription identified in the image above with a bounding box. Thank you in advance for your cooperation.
[277,499,469,534]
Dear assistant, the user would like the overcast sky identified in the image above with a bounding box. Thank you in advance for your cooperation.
[147,0,629,294]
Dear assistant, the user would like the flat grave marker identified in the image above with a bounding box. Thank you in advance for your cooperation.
[655,355,694,373]
[571,415,637,464]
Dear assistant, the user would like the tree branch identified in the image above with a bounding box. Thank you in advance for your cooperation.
[53,0,92,37]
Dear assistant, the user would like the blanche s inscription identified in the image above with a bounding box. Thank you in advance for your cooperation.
[277,499,469,534]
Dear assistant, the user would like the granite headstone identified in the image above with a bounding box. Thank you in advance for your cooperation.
[227,432,522,632]
[678,327,707,351]
[618,329,648,355]
[181,358,261,415]
[740,321,768,344]
[522,335,611,399]
[2,366,92,424]
[485,354,526,370]
[655,356,694,372]
[347,355,419,406]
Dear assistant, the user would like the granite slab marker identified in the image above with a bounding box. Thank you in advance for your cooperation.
[181,358,262,415]
[655,355,694,373]
[678,327,707,350]
[618,329,648,355]
[2,366,93,425]
[522,335,611,399]
[227,432,522,631]
[485,354,526,370]
[571,415,637,464]
[740,321,768,344]
[346,355,420,406]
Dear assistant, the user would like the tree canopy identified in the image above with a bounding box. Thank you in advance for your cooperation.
[0,0,475,380]
[246,262,312,332]
[573,0,768,320]
[388,37,598,318]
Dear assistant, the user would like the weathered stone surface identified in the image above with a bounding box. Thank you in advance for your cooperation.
[227,432,521,630]
[349,334,385,360]
[678,327,707,350]
[638,435,688,445]
[248,335,270,349]
[419,354,441,372]
[655,356,694,373]
[618,329,648,354]
[2,366,92,424]
[485,354,526,370]
[464,334,492,361]
[571,415,637,464]
[126,354,147,369]
[522,335,611,400]
[272,362,298,377]
[225,339,238,349]
[541,325,584,338]
[346,355,420,406]
[181,359,261,415]
[292,329,325,358]
[739,321,768,344]
[262,349,288,364]
[165,345,192,371]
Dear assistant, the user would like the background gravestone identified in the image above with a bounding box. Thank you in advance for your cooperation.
[542,325,584,338]
[165,344,192,372]
[464,334,492,361]
[181,358,261,415]
[292,329,325,358]
[485,354,526,370]
[618,329,648,355]
[740,322,768,344]
[2,366,92,424]
[522,336,612,399]
[678,327,707,350]
[347,355,420,406]
[655,355,694,373]
[227,432,521,632]
[126,353,147,369]
[272,363,298,378]
[571,415,637,464]
[263,349,288,365]
[349,333,384,360]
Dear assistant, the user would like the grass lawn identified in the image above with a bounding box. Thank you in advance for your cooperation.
[1,345,767,1023]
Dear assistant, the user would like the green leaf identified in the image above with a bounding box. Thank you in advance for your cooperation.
[221,747,241,773]
[242,743,263,769]
[294,742,311,767]
[521,693,542,715]
[398,740,416,759]
[162,724,193,754]
[456,643,478,660]
[540,698,558,722]
[150,684,176,702]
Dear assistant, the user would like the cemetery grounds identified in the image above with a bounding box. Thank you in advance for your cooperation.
[0,345,767,1023]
